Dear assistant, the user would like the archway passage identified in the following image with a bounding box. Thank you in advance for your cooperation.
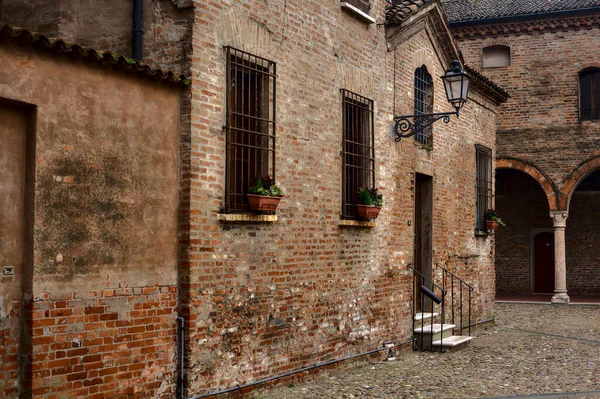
[566,169,600,295]
[495,169,552,294]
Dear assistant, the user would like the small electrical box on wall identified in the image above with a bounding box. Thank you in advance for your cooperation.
[2,266,15,276]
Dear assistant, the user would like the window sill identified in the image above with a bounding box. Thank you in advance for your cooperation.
[217,214,277,223]
[340,2,376,24]
[339,219,377,228]
[474,229,490,237]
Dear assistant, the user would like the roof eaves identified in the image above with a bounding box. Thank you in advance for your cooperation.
[385,0,433,26]
[0,23,190,87]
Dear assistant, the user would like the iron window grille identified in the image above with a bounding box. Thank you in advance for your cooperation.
[579,68,600,120]
[342,0,371,14]
[475,144,493,231]
[414,65,434,146]
[224,47,277,213]
[342,89,375,219]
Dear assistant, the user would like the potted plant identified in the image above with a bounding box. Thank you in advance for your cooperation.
[484,209,505,231]
[247,175,283,213]
[356,187,383,220]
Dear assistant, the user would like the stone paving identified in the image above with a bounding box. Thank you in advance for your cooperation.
[263,303,600,399]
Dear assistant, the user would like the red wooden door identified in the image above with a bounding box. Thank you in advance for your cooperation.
[534,232,555,293]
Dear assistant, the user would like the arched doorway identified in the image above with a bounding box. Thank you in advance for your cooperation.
[495,169,552,294]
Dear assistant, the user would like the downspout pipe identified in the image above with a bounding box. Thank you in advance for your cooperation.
[132,0,143,60]
[177,317,185,399]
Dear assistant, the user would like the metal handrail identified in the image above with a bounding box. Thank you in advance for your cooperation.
[408,264,446,352]
[435,264,473,337]
[407,265,446,294]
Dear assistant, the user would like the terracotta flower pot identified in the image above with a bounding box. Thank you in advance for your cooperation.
[486,220,499,231]
[247,194,282,212]
[356,204,381,220]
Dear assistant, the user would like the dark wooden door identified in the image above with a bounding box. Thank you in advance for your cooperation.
[414,174,433,311]
[534,232,555,293]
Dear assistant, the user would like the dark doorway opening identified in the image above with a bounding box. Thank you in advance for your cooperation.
[414,173,433,311]
[534,232,555,293]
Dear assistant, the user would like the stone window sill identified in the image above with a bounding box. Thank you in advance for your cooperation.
[217,214,277,223]
[474,229,490,237]
[340,2,376,24]
[339,219,377,228]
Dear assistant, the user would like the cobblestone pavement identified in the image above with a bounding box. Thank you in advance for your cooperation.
[264,303,600,399]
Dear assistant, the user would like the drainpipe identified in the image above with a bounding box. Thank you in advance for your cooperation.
[132,0,143,60]
[177,316,185,399]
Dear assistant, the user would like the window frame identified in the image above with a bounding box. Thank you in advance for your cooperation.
[414,65,433,147]
[341,89,375,219]
[342,0,370,14]
[224,46,277,213]
[579,68,600,120]
[475,144,493,231]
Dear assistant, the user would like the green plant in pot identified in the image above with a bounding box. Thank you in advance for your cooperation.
[247,175,283,213]
[356,187,383,220]
[484,209,505,232]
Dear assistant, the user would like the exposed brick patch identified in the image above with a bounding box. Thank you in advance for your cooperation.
[25,288,177,398]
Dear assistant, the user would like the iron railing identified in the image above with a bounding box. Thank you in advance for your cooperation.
[408,264,473,352]
[408,265,445,351]
[436,264,473,337]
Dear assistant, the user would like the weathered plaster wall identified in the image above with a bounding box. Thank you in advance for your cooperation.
[183,0,499,395]
[0,0,193,74]
[0,42,181,398]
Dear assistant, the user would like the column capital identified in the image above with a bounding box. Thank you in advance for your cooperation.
[549,211,569,228]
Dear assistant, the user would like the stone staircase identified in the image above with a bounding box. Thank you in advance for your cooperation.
[413,312,473,352]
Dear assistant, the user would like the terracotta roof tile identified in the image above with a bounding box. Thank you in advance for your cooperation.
[0,23,190,86]
[385,0,433,26]
[443,0,600,24]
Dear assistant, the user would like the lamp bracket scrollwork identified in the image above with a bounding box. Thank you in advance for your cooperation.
[393,111,458,142]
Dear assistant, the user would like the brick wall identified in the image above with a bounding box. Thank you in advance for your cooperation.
[454,17,600,185]
[184,0,500,395]
[0,303,21,398]
[26,288,177,398]
[453,13,600,296]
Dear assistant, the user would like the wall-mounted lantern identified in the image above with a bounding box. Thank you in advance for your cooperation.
[394,60,470,142]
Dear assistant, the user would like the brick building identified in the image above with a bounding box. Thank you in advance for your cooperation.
[1,0,509,398]
[445,0,600,302]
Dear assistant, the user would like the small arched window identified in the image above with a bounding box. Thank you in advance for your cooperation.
[579,68,600,120]
[414,65,433,145]
[482,45,510,68]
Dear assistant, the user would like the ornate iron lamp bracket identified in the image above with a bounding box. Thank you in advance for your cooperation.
[393,111,458,142]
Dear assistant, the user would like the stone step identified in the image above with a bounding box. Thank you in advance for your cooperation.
[414,312,438,321]
[432,335,473,348]
[413,323,455,334]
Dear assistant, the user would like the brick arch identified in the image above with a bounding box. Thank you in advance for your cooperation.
[561,155,600,211]
[481,38,511,50]
[496,158,559,211]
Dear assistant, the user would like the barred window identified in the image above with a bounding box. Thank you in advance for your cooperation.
[225,47,276,213]
[579,68,600,120]
[342,0,370,14]
[414,65,433,146]
[476,144,493,231]
[342,90,375,218]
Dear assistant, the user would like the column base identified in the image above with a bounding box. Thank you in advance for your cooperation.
[551,292,570,304]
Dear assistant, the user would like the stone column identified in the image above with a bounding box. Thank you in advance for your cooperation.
[550,211,570,304]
